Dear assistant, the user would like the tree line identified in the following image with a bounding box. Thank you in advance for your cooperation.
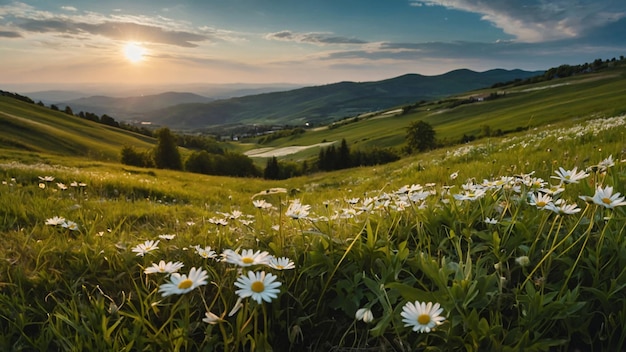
[121,128,260,178]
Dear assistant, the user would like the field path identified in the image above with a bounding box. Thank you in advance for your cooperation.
[244,141,335,158]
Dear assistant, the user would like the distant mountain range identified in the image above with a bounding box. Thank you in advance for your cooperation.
[59,92,214,120]
[21,68,543,129]
[142,69,543,130]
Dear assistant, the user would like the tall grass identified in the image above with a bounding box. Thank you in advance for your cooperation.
[1,114,625,351]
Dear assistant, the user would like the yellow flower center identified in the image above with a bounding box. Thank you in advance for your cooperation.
[536,201,546,207]
[242,257,254,264]
[417,314,431,325]
[178,279,193,290]
[276,265,284,269]
[602,197,612,204]
[251,281,265,293]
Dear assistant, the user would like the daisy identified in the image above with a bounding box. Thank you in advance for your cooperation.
[484,217,498,225]
[551,166,589,184]
[267,256,295,270]
[528,192,553,209]
[45,216,66,226]
[545,202,581,215]
[253,199,273,209]
[591,185,626,209]
[38,176,55,182]
[194,245,218,259]
[159,267,208,297]
[209,217,229,226]
[62,220,79,231]
[596,155,615,173]
[203,311,221,325]
[144,260,184,274]
[234,271,282,304]
[223,249,270,267]
[355,307,374,323]
[57,183,68,190]
[285,200,311,219]
[132,240,160,257]
[453,188,486,201]
[401,301,445,333]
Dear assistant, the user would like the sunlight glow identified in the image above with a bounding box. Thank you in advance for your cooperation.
[123,42,146,63]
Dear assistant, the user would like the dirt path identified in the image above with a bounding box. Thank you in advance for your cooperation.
[244,141,336,158]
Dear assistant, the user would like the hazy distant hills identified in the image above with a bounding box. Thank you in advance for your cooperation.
[143,69,542,130]
[54,92,214,120]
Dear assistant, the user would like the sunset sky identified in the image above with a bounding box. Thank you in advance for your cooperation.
[1,0,625,92]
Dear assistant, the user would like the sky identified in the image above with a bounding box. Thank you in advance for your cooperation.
[1,0,626,92]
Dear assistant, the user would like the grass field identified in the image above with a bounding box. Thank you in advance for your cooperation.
[1,110,626,350]
[1,67,626,350]
[242,65,626,162]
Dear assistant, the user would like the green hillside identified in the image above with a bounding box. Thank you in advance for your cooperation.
[143,69,541,130]
[247,64,626,161]
[0,96,155,161]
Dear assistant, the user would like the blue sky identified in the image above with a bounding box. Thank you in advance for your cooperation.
[1,0,625,90]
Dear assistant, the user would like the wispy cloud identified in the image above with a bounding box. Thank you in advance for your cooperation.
[265,30,368,45]
[0,2,214,47]
[409,0,626,42]
[15,18,209,47]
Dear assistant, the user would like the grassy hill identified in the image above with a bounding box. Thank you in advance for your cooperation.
[0,96,156,162]
[143,69,542,130]
[2,63,626,350]
[59,92,214,121]
[245,64,626,162]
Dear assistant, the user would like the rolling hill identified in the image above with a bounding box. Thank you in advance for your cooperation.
[240,63,626,161]
[0,95,156,162]
[142,69,543,130]
[57,92,214,121]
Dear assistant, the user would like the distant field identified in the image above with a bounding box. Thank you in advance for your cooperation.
[241,65,626,161]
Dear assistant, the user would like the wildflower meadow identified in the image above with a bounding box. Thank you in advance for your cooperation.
[1,114,626,351]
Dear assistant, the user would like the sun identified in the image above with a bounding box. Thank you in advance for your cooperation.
[123,42,146,63]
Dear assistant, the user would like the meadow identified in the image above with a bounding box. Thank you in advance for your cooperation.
[1,110,626,350]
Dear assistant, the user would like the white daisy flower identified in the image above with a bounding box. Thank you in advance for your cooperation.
[355,307,374,323]
[132,240,160,257]
[223,248,271,267]
[484,217,498,225]
[159,267,208,297]
[252,199,273,209]
[144,260,184,275]
[62,220,79,231]
[267,256,295,270]
[194,245,217,259]
[551,166,589,184]
[401,301,445,333]
[234,271,282,304]
[591,185,626,209]
[203,311,221,325]
[285,199,311,219]
[45,216,66,226]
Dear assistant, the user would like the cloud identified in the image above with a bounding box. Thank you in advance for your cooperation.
[266,30,367,45]
[408,0,626,43]
[15,18,209,47]
[0,30,22,38]
[61,6,78,12]
[0,3,211,47]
